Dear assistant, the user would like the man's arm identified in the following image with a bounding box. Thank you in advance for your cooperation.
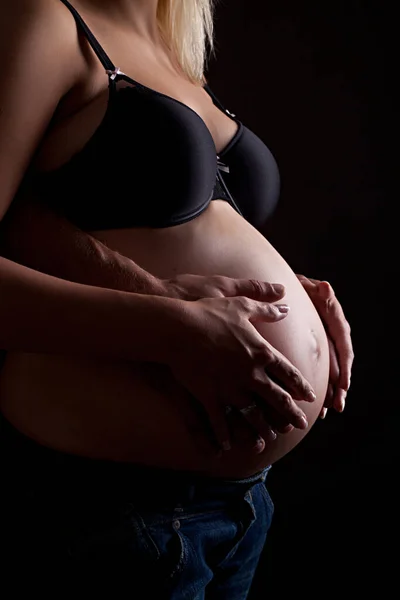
[1,191,281,304]
[0,191,168,296]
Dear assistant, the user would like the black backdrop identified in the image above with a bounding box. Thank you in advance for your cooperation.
[208,0,395,596]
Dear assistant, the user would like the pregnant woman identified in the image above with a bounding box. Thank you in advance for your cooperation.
[0,0,353,597]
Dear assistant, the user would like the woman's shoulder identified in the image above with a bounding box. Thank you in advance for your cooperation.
[0,0,83,220]
[2,0,80,53]
[0,0,86,102]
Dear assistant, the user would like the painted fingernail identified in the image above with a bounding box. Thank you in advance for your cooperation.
[277,304,290,313]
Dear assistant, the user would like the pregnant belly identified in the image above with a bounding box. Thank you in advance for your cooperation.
[0,201,329,478]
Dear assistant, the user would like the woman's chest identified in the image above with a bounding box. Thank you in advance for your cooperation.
[33,60,237,174]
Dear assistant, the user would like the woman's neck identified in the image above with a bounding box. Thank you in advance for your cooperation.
[76,0,160,43]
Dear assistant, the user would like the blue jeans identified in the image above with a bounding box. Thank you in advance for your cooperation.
[1,412,273,599]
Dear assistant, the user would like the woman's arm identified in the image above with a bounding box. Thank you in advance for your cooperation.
[0,0,180,362]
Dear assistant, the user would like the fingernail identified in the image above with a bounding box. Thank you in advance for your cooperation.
[277,304,290,313]
[271,284,284,295]
[280,424,294,434]
[222,440,231,451]
[320,408,328,419]
[300,416,308,429]
[339,399,346,412]
[308,390,317,401]
[253,437,266,453]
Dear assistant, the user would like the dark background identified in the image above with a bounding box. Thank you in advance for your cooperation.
[208,0,395,596]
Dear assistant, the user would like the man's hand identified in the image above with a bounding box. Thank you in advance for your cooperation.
[163,273,317,450]
[167,293,316,454]
[163,273,285,302]
[297,274,354,417]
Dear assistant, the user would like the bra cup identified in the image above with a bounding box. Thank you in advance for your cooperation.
[38,87,218,230]
[219,127,280,228]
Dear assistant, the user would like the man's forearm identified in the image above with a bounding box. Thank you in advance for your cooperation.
[1,194,168,296]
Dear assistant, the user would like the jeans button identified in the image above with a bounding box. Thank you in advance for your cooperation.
[173,520,181,530]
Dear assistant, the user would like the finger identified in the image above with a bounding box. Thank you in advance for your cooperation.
[237,404,278,444]
[232,405,278,453]
[227,406,273,453]
[220,385,268,453]
[261,344,317,403]
[254,399,295,434]
[307,277,322,286]
[251,370,309,430]
[247,300,291,323]
[298,276,354,392]
[233,280,286,302]
[183,395,228,457]
[315,282,354,392]
[201,396,232,452]
[186,418,220,458]
[320,407,328,419]
[227,388,293,435]
[324,382,335,409]
[221,390,277,451]
[328,337,340,383]
[324,339,339,409]
[336,336,354,394]
[296,274,320,291]
[332,387,347,413]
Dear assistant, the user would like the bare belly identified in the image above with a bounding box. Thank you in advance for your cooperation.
[0,200,329,478]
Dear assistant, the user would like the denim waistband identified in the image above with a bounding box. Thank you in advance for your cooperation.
[1,411,271,507]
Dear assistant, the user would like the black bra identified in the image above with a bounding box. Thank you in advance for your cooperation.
[34,0,280,231]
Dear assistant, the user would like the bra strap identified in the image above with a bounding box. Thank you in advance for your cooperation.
[203,83,236,118]
[60,0,116,74]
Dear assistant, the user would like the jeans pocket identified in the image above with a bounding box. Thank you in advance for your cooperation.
[145,517,189,585]
[66,504,160,568]
[63,502,192,597]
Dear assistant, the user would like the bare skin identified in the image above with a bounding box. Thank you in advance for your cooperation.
[0,0,331,478]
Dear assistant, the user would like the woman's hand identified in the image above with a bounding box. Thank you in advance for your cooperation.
[166,291,317,454]
[296,274,354,417]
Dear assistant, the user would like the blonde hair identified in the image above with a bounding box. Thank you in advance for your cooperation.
[157,0,216,84]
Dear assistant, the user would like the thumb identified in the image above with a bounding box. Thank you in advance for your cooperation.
[249,302,290,324]
[234,280,286,302]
